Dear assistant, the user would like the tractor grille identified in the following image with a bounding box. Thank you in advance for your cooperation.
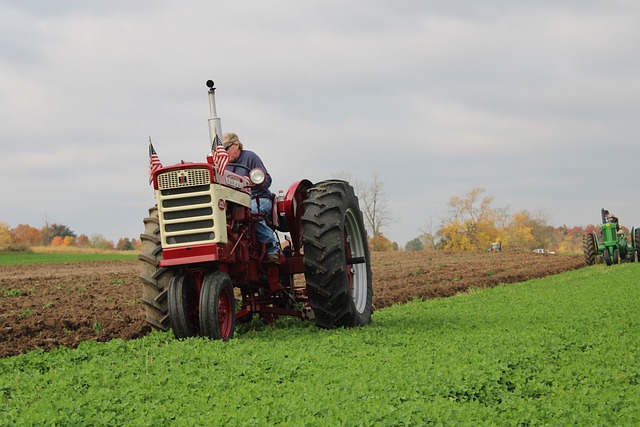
[156,168,218,247]
[157,168,210,190]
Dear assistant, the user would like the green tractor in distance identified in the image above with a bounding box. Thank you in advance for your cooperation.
[583,208,639,266]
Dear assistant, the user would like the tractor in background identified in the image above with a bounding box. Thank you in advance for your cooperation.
[583,208,639,266]
[139,80,373,340]
[488,242,502,252]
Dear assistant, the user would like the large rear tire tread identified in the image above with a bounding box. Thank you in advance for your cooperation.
[582,233,596,266]
[302,180,373,329]
[139,206,175,331]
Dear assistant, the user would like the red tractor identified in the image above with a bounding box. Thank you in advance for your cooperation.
[139,80,372,340]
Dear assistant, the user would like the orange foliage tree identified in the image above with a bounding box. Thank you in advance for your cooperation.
[369,233,395,252]
[50,236,64,246]
[76,234,90,247]
[9,224,43,247]
[116,238,134,251]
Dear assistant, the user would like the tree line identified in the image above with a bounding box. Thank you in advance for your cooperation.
[343,175,607,253]
[0,222,140,252]
[404,187,605,253]
[0,185,608,254]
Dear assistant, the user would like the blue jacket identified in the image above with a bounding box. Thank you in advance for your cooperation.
[226,150,273,199]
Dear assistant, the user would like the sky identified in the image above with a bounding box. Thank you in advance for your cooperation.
[1,0,639,247]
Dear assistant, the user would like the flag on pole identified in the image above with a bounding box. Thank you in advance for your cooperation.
[148,137,162,185]
[211,130,229,173]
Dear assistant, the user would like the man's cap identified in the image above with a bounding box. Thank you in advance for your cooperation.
[223,132,240,149]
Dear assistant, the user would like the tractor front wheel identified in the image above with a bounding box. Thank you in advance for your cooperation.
[168,275,199,338]
[603,248,612,266]
[613,248,621,265]
[582,233,597,266]
[199,271,236,340]
[302,180,373,329]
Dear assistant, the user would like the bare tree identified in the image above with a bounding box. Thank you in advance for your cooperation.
[332,171,392,251]
[419,217,440,250]
[360,172,392,245]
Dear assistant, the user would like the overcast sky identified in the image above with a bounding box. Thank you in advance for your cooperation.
[2,0,639,247]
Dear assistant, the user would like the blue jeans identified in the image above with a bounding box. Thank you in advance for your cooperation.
[251,197,278,255]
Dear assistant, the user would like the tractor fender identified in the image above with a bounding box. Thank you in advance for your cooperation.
[282,179,314,255]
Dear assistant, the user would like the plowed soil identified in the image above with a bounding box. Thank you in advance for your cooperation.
[0,251,584,358]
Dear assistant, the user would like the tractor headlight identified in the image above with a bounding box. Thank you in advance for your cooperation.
[249,168,266,185]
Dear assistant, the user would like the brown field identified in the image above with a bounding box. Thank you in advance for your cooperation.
[0,251,584,358]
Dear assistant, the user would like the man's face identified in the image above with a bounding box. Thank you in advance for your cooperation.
[226,144,240,162]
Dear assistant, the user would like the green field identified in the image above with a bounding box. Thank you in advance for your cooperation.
[1,264,638,425]
[0,251,137,266]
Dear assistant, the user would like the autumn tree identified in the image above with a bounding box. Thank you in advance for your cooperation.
[557,225,587,253]
[500,210,555,251]
[116,238,134,251]
[369,233,395,252]
[76,234,90,247]
[131,238,142,251]
[504,211,535,250]
[50,236,65,246]
[0,222,12,250]
[439,188,498,250]
[9,224,43,247]
[41,223,76,246]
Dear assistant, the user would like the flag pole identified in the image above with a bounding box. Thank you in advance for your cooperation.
[148,135,162,185]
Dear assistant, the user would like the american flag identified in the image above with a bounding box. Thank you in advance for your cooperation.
[148,138,162,185]
[211,130,229,173]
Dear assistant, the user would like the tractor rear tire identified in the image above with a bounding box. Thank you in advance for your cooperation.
[583,233,597,266]
[302,180,373,329]
[168,275,200,339]
[199,271,236,341]
[139,206,175,330]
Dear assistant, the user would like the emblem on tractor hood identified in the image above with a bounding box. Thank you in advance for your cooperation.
[225,175,244,189]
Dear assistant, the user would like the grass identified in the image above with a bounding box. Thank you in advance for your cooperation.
[0,264,639,425]
[0,250,137,266]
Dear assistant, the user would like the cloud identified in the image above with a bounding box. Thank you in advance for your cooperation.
[1,0,639,245]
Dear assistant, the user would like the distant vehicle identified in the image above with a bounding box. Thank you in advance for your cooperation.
[488,242,501,252]
[583,208,638,266]
[533,248,545,254]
